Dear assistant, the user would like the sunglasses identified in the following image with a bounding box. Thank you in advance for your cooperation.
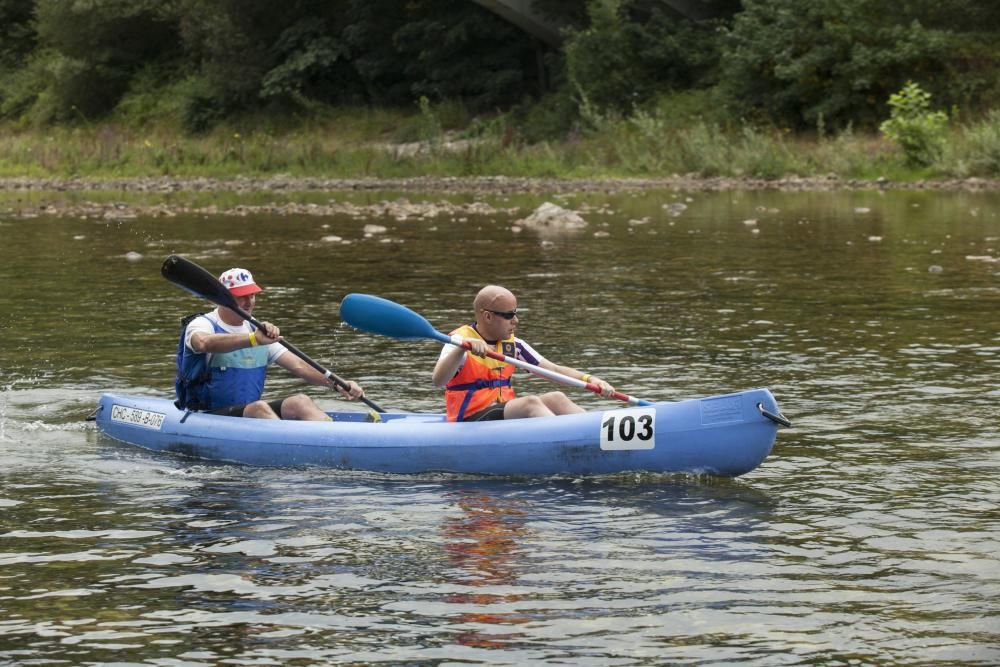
[485,308,518,320]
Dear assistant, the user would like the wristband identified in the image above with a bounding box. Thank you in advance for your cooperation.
[248,331,258,347]
[581,373,592,383]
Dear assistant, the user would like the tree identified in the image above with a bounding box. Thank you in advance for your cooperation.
[564,0,730,115]
[0,0,35,69]
[0,0,36,116]
[0,0,182,122]
[176,0,362,127]
[719,0,1000,129]
[27,0,179,120]
[389,0,542,110]
[174,0,542,129]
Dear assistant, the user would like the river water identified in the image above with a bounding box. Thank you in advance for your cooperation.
[1,187,998,665]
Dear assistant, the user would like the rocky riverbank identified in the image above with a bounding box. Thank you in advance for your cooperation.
[1,174,998,195]
[1,175,996,221]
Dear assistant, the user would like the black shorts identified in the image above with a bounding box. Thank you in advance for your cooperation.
[462,404,506,422]
[209,398,286,418]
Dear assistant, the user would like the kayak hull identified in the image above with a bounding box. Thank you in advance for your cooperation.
[92,388,786,477]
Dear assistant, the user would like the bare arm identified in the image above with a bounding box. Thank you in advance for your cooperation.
[189,320,281,354]
[190,330,260,354]
[275,353,364,399]
[432,337,490,387]
[192,321,363,400]
[537,359,616,397]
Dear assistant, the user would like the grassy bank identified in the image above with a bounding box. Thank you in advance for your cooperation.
[1,105,998,182]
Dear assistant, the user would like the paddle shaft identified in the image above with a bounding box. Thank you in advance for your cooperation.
[162,256,385,413]
[442,335,653,407]
[340,292,654,408]
[232,303,386,414]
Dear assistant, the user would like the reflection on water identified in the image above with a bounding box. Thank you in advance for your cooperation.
[1,188,998,663]
[441,490,531,649]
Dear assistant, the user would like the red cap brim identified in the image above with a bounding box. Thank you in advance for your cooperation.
[229,284,262,296]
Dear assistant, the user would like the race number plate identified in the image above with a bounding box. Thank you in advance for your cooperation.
[599,407,656,451]
[111,404,166,430]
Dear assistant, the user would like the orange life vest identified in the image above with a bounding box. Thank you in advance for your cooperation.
[445,324,516,422]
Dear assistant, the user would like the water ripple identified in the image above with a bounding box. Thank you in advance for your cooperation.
[2,192,999,664]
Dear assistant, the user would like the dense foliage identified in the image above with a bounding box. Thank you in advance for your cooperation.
[0,0,543,130]
[720,0,1000,129]
[0,0,34,69]
[0,0,996,136]
[565,0,730,115]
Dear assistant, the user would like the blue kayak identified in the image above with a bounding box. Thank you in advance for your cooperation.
[91,388,788,476]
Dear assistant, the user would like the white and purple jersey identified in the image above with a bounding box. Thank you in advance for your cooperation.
[439,336,546,375]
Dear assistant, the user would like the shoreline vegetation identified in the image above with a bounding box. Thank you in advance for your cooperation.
[0,106,998,200]
[3,2,999,202]
[2,2,997,207]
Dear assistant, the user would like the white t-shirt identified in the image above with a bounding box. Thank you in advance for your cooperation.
[185,309,286,365]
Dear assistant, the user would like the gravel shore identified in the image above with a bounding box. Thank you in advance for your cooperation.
[2,175,996,220]
[1,174,998,195]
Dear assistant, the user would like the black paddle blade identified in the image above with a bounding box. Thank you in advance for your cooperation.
[161,255,238,311]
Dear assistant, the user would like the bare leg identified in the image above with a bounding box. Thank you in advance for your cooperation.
[503,393,581,419]
[538,391,585,415]
[242,400,280,419]
[503,395,554,418]
[277,393,333,421]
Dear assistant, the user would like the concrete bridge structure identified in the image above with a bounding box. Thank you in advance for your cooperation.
[472,0,726,46]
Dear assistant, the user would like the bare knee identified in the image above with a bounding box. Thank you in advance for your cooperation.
[279,394,329,421]
[242,400,279,419]
[504,395,555,419]
[540,391,584,415]
[278,393,311,418]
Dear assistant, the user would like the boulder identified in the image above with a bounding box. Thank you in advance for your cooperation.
[517,202,586,232]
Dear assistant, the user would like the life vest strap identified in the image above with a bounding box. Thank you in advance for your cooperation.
[446,378,512,391]
[446,378,512,421]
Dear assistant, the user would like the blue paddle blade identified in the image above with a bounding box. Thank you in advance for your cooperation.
[340,294,449,343]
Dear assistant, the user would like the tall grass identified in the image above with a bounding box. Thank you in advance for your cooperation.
[942,110,1000,177]
[0,103,997,180]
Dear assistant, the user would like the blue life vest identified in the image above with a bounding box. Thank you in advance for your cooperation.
[174,314,269,411]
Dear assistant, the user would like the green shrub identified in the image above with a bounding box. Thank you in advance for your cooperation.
[961,110,1000,176]
[390,96,442,145]
[507,89,579,143]
[733,126,798,178]
[647,89,729,130]
[0,54,46,119]
[177,77,226,134]
[674,121,731,176]
[808,124,890,178]
[879,81,949,167]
